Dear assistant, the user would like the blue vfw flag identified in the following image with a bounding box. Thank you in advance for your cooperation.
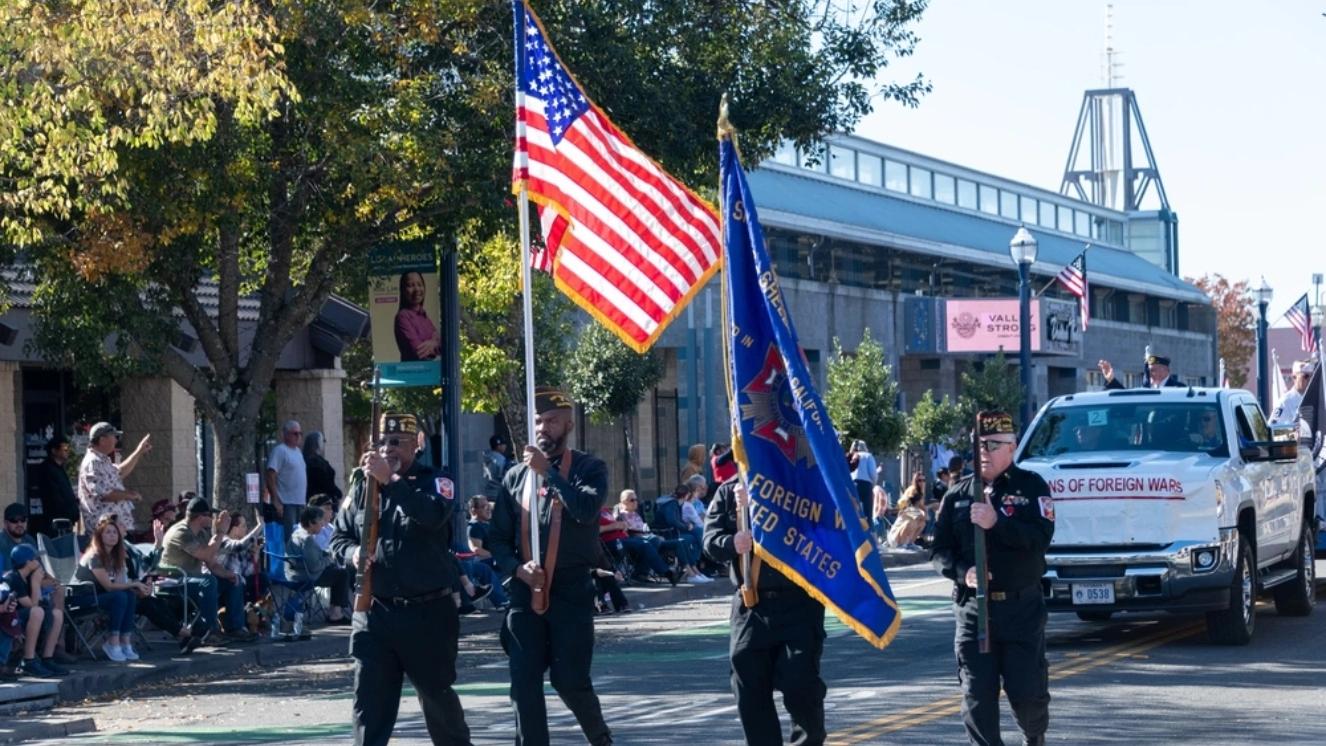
[720,135,901,649]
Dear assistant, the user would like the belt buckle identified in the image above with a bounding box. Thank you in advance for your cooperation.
[990,591,1007,601]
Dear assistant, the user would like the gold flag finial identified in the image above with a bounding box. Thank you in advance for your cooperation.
[717,93,741,158]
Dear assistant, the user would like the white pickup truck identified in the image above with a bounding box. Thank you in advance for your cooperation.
[1018,386,1317,644]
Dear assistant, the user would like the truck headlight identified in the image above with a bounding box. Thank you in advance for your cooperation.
[1193,548,1218,572]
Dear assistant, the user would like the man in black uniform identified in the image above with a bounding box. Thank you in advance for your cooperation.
[932,411,1055,746]
[1100,353,1185,389]
[489,387,612,746]
[330,413,472,746]
[703,475,827,746]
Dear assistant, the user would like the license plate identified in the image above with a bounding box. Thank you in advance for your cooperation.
[1071,583,1115,605]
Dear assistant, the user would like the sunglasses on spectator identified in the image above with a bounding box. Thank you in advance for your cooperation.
[5,517,25,524]
[377,437,403,447]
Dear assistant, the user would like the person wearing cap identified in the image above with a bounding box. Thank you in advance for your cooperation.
[0,503,73,663]
[489,387,614,746]
[1098,354,1184,390]
[77,422,152,536]
[1270,359,1315,427]
[160,497,256,643]
[482,433,511,499]
[2,544,68,677]
[932,411,1055,746]
[703,474,829,746]
[32,435,77,536]
[330,412,472,746]
[266,420,307,537]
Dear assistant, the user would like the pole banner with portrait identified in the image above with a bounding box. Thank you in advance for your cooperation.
[369,242,442,388]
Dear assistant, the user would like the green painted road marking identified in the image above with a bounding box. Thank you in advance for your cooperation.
[92,723,352,743]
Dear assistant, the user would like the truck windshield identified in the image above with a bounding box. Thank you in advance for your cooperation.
[1022,402,1228,458]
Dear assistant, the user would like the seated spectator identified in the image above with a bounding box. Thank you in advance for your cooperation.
[932,468,951,502]
[161,497,256,643]
[871,485,892,542]
[592,544,630,615]
[0,590,21,679]
[609,492,679,585]
[456,552,507,612]
[467,496,496,569]
[652,485,709,583]
[286,506,350,625]
[307,494,337,552]
[886,494,927,551]
[74,515,149,662]
[3,545,68,677]
[218,512,266,604]
[0,504,72,664]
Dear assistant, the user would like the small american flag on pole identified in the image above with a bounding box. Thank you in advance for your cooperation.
[511,0,721,352]
[1054,249,1089,331]
[1285,293,1317,353]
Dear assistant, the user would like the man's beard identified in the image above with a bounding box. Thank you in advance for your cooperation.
[536,434,565,455]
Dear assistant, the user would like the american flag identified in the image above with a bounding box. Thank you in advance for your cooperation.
[1286,293,1317,353]
[1054,249,1089,331]
[511,0,721,352]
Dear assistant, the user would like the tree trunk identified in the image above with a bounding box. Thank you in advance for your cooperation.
[211,416,260,516]
[622,412,640,494]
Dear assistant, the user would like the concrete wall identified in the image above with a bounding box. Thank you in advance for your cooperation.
[121,376,196,525]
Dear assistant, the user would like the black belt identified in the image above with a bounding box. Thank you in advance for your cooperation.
[988,584,1041,602]
[373,588,452,608]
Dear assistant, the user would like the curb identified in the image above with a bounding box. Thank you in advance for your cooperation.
[0,716,96,744]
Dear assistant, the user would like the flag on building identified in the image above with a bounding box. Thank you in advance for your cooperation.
[1285,294,1317,353]
[721,132,901,649]
[511,0,721,352]
[1055,249,1089,331]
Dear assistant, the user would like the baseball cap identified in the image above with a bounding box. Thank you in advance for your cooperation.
[3,504,28,522]
[9,545,36,570]
[89,422,121,441]
[185,496,214,517]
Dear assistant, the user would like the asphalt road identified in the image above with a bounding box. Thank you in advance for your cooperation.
[30,561,1326,745]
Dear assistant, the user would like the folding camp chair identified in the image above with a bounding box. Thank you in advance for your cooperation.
[261,522,324,634]
[37,532,107,661]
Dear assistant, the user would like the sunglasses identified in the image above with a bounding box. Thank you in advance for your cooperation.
[979,439,1014,453]
[377,437,403,447]
[5,517,26,524]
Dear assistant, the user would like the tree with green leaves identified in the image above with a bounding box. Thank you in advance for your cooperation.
[5,0,929,512]
[568,322,663,492]
[825,329,906,455]
[958,349,1026,431]
[904,389,964,451]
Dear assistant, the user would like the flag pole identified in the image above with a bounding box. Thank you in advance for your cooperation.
[513,0,540,564]
[717,95,756,609]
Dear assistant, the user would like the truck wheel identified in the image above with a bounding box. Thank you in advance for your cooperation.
[1206,537,1255,645]
[1273,522,1316,617]
[1076,611,1112,622]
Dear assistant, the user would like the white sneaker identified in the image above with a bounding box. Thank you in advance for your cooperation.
[102,643,127,662]
[687,574,711,584]
[121,645,140,661]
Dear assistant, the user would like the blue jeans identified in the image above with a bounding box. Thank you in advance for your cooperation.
[95,589,138,636]
[189,575,245,633]
[461,558,508,606]
[619,536,670,576]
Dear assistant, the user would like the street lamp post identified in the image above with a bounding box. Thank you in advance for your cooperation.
[1254,277,1273,413]
[1010,227,1038,430]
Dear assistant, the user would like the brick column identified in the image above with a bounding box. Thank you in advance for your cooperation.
[0,363,20,514]
[274,369,347,492]
[121,376,197,528]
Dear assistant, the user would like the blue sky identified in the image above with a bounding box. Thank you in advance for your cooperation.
[854,0,1326,325]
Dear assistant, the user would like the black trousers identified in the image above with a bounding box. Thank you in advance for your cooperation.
[953,589,1050,746]
[729,592,827,746]
[500,571,611,746]
[350,595,472,746]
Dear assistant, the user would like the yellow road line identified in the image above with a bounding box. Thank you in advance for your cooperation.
[827,622,1204,745]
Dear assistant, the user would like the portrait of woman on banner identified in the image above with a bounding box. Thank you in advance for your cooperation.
[394,271,441,361]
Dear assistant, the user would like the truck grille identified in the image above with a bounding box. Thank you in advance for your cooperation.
[1056,565,1126,579]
